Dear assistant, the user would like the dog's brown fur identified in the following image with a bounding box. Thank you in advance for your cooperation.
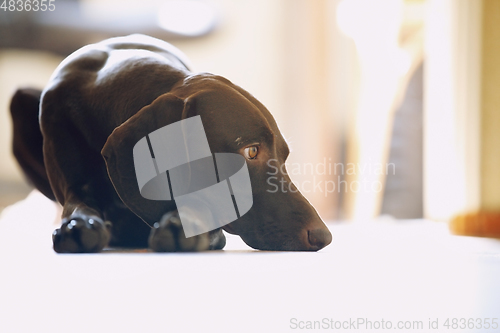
[10,34,332,253]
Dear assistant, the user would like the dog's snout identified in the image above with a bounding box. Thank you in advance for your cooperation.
[307,228,332,250]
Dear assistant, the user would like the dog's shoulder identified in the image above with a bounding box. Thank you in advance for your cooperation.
[45,35,189,91]
[103,34,193,71]
[40,35,192,144]
[41,35,190,117]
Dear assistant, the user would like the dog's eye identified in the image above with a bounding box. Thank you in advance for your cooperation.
[244,146,259,159]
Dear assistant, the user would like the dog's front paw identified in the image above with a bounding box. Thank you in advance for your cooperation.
[52,216,111,253]
[148,212,210,252]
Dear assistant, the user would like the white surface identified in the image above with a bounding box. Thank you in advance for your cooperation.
[0,191,499,333]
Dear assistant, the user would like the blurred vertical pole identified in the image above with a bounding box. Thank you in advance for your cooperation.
[425,0,500,237]
[281,0,346,220]
[327,0,360,220]
[337,0,423,220]
[424,0,482,221]
[479,0,500,215]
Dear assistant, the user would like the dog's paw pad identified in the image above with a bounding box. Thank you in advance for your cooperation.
[148,212,210,252]
[53,216,110,253]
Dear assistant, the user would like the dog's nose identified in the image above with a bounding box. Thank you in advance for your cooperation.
[308,228,332,250]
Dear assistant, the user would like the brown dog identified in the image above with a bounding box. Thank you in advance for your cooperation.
[10,34,332,253]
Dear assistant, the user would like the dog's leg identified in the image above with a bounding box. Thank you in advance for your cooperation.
[52,202,111,253]
[52,189,151,252]
[50,170,113,253]
[41,113,115,253]
[149,211,226,252]
[51,182,113,253]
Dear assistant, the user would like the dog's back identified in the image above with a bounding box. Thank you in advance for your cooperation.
[41,34,191,151]
[10,34,191,202]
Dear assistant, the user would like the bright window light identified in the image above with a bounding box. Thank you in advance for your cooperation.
[158,0,217,36]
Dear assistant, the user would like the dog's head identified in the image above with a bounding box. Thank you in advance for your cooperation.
[102,74,332,251]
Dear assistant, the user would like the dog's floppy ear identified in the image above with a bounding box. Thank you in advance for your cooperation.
[101,93,186,224]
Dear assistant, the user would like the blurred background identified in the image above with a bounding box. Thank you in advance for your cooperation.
[0,0,499,233]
